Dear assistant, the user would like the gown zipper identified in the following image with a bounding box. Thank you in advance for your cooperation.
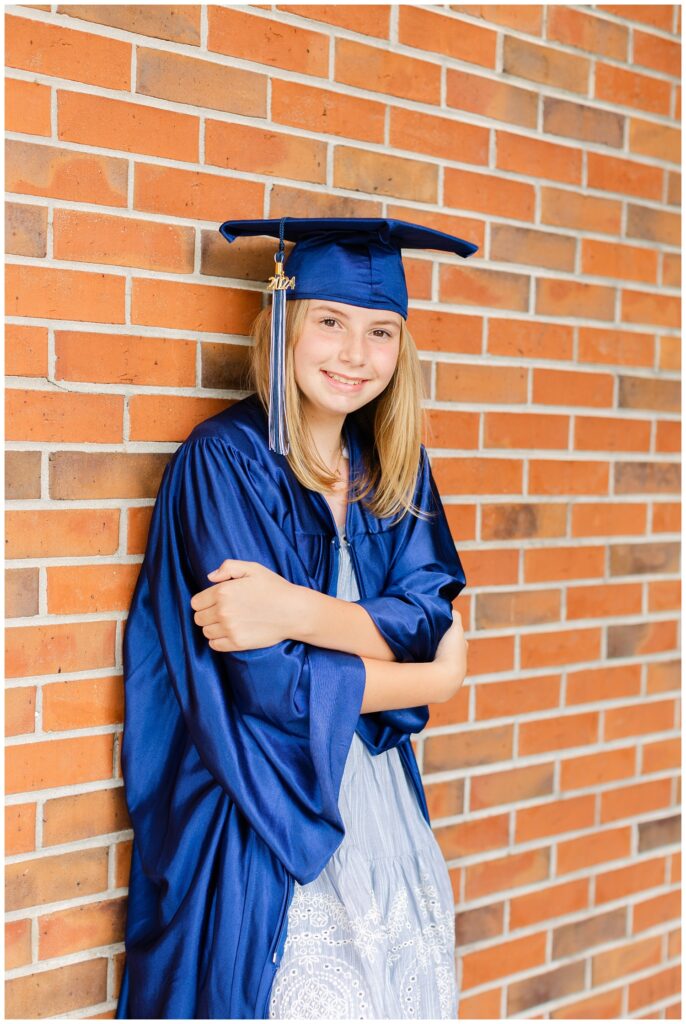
[260,872,294,1018]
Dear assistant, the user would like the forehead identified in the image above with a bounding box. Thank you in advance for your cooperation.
[308,300,402,326]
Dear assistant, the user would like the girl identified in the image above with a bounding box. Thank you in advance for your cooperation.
[116,217,474,1019]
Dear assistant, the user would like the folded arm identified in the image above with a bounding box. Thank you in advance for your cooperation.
[290,585,397,661]
[360,652,451,713]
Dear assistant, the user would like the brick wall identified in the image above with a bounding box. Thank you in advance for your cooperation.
[5,3,681,1018]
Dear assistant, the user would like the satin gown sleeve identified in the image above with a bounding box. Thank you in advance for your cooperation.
[353,444,467,745]
[355,444,466,663]
[123,435,367,887]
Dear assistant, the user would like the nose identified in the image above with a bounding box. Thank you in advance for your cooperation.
[339,328,367,367]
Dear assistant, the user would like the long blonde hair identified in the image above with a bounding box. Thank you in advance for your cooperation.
[247,298,431,523]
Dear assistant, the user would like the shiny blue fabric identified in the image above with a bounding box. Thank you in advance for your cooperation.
[116,393,466,1019]
[218,217,479,318]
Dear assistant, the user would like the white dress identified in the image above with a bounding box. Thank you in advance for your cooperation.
[268,525,458,1020]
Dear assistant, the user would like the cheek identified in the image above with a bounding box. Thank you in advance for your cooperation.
[292,337,314,378]
[293,333,325,368]
[374,345,400,383]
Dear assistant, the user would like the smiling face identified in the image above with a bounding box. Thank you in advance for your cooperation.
[292,300,402,423]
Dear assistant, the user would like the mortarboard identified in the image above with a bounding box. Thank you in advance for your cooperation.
[218,216,479,454]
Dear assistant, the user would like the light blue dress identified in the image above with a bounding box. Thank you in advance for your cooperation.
[268,525,457,1020]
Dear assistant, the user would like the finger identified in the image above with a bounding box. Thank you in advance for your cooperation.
[208,638,236,652]
[202,624,227,641]
[190,577,244,606]
[193,607,220,628]
[190,586,219,612]
[207,560,252,583]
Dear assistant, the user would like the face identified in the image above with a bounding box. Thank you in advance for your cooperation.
[293,300,402,423]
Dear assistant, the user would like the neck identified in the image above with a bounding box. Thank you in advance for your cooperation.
[302,402,347,464]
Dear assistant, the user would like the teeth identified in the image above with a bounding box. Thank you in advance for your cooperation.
[326,371,363,385]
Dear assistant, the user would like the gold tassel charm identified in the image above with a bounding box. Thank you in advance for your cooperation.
[268,257,295,292]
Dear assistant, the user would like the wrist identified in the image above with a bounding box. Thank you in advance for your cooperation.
[286,584,315,644]
[430,661,452,704]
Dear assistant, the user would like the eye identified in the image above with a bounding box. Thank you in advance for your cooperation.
[319,318,393,338]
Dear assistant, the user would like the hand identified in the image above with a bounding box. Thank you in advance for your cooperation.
[190,560,295,652]
[433,609,469,702]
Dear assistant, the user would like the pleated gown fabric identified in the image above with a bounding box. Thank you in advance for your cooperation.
[268,524,458,1020]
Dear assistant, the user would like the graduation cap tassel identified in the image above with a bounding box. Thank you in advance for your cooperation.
[268,272,287,455]
[267,220,295,455]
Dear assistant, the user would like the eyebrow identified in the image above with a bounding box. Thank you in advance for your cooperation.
[312,305,400,327]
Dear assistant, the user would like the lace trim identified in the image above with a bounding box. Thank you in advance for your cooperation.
[268,871,456,1020]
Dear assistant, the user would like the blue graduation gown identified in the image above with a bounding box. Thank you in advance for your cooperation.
[116,392,466,1019]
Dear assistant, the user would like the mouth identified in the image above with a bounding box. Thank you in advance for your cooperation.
[321,369,369,389]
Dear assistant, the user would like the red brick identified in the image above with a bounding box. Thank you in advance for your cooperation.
[335,37,441,104]
[398,5,496,68]
[6,956,108,1017]
[135,163,263,222]
[622,289,680,328]
[447,67,537,127]
[548,6,628,61]
[48,563,140,614]
[205,119,326,184]
[137,45,266,117]
[58,90,198,162]
[277,4,390,38]
[390,107,488,165]
[445,167,535,220]
[55,331,196,387]
[536,278,615,321]
[543,96,624,148]
[40,895,127,959]
[5,139,128,207]
[441,265,530,312]
[5,324,48,377]
[334,146,438,204]
[6,622,116,679]
[6,78,51,136]
[57,4,201,44]
[596,62,671,116]
[630,117,680,163]
[6,264,125,323]
[6,389,124,443]
[208,6,329,76]
[272,79,385,144]
[8,198,45,259]
[587,151,663,201]
[53,209,195,274]
[634,28,681,77]
[7,13,130,89]
[6,918,32,970]
[503,35,590,93]
[7,734,115,795]
[496,131,582,185]
[600,5,674,33]
[132,278,261,334]
[6,803,36,855]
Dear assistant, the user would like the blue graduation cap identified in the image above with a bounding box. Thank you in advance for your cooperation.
[218,216,479,454]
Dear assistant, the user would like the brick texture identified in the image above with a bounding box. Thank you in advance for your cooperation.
[6,4,680,1020]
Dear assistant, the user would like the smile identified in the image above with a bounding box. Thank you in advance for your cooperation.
[321,369,368,388]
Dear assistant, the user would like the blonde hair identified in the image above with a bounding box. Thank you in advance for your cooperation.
[247,298,432,523]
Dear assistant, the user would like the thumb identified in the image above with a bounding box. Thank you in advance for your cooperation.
[207,559,250,582]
